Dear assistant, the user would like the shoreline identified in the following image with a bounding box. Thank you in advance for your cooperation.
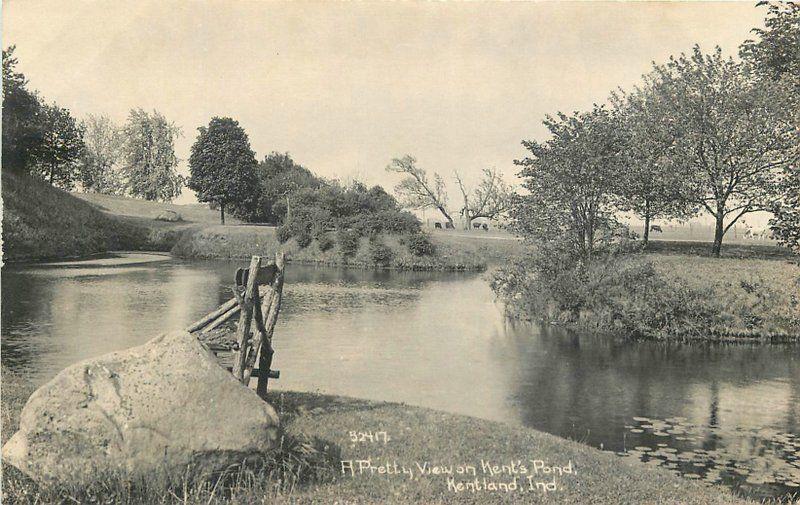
[0,371,750,504]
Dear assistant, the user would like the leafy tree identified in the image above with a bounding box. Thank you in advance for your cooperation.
[770,166,800,252]
[741,2,800,253]
[32,103,86,189]
[610,85,697,245]
[651,46,798,256]
[513,105,625,259]
[79,114,124,194]
[454,168,513,230]
[2,46,44,172]
[740,1,800,83]
[386,155,454,226]
[238,151,323,223]
[120,108,184,201]
[188,117,259,224]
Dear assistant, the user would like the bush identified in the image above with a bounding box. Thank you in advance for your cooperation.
[337,229,360,257]
[405,232,435,256]
[276,225,292,244]
[490,242,721,339]
[317,233,335,252]
[369,237,394,266]
[296,231,312,249]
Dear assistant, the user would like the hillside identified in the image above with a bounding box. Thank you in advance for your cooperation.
[1,171,147,262]
[0,172,215,262]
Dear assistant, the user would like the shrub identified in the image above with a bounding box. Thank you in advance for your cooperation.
[376,210,420,234]
[296,231,312,249]
[369,238,394,266]
[490,242,722,339]
[337,230,360,257]
[317,233,335,252]
[276,225,292,244]
[405,232,435,256]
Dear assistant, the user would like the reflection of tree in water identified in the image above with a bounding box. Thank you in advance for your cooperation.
[490,322,800,500]
[1,269,59,374]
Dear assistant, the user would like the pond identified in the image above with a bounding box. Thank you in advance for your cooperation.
[2,254,798,500]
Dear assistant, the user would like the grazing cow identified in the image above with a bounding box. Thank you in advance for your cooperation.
[473,222,482,229]
[445,222,455,229]
[482,223,489,231]
[434,222,442,229]
[649,225,663,233]
[744,229,754,239]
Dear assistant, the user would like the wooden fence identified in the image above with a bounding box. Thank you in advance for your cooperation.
[185,252,285,399]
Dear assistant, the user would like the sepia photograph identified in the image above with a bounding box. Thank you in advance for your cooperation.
[1,1,799,503]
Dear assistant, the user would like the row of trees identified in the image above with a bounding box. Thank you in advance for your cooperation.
[513,2,799,257]
[2,46,184,201]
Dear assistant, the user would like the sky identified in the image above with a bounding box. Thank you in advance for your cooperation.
[2,1,768,217]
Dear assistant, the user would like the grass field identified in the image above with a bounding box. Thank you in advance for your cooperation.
[74,191,242,225]
[1,370,747,504]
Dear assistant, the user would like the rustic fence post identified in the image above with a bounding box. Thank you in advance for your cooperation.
[256,252,285,398]
[231,255,261,381]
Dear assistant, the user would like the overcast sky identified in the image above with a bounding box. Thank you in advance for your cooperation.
[3,1,767,213]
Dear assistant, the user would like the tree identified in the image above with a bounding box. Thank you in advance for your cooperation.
[740,1,800,83]
[31,103,85,189]
[454,168,514,229]
[79,114,124,194]
[239,152,324,223]
[741,2,800,253]
[651,46,798,256]
[120,108,184,201]
[513,105,625,259]
[770,166,800,252]
[2,46,44,173]
[188,117,259,224]
[386,155,454,226]
[610,85,697,245]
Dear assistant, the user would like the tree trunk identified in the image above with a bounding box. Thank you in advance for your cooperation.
[643,214,650,247]
[220,203,226,225]
[438,205,454,228]
[712,211,724,258]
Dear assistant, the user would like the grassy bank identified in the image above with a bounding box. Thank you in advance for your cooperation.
[1,371,747,504]
[1,171,146,261]
[492,240,799,342]
[1,172,518,270]
[0,172,202,262]
[171,225,521,271]
[650,254,800,340]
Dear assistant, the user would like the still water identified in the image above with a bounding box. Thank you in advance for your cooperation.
[2,254,799,500]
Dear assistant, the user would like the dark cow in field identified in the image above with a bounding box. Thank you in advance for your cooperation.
[434,222,443,229]
[472,222,482,229]
[649,225,663,234]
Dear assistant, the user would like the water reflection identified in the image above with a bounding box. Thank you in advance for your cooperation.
[1,256,798,500]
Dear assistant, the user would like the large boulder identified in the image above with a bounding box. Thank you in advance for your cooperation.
[2,331,279,484]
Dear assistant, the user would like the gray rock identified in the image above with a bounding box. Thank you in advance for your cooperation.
[155,210,182,222]
[2,331,279,484]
